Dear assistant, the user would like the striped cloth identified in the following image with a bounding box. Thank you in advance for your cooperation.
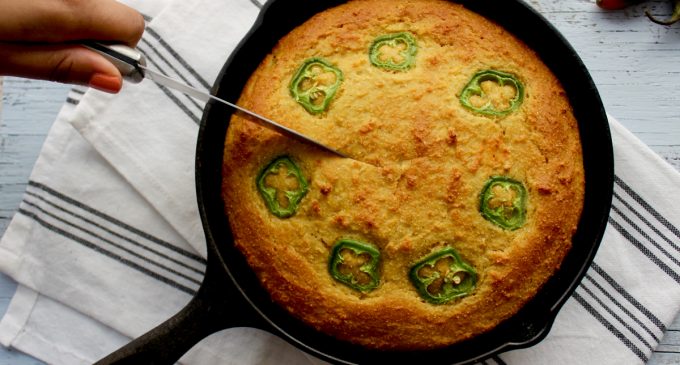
[0,0,679,364]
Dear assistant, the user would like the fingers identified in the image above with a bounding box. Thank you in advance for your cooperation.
[0,0,145,46]
[0,43,123,93]
[0,0,145,93]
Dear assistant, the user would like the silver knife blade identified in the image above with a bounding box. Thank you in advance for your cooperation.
[83,42,350,159]
[139,66,349,159]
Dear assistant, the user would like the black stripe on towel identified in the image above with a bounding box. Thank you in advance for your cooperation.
[137,4,265,121]
[24,190,204,276]
[590,262,665,332]
[584,274,661,342]
[137,42,204,114]
[20,200,202,288]
[608,217,680,284]
[579,283,653,350]
[136,46,201,124]
[65,87,85,105]
[613,199,680,267]
[138,37,201,90]
[609,176,680,283]
[573,291,648,362]
[143,27,211,89]
[28,181,205,264]
[615,176,680,240]
[137,36,205,112]
[612,203,680,268]
[614,191,680,253]
[17,208,197,295]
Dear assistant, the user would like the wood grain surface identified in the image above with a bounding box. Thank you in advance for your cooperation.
[0,0,679,364]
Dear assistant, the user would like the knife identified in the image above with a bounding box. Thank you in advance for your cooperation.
[82,42,350,159]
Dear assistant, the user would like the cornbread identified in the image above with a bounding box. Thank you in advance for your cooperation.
[222,0,584,350]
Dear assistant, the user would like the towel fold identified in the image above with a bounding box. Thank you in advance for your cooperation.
[0,0,679,364]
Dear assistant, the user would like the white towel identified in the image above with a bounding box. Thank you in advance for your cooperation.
[0,0,679,364]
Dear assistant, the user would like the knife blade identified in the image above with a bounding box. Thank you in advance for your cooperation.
[83,42,350,159]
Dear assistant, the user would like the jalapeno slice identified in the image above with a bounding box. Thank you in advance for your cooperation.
[289,58,343,114]
[409,247,477,304]
[369,32,417,71]
[460,70,524,116]
[329,239,381,292]
[479,176,527,230]
[256,156,309,218]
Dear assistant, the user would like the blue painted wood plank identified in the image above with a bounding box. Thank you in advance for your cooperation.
[0,76,65,364]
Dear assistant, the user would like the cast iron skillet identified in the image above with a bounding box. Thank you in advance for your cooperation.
[96,0,613,364]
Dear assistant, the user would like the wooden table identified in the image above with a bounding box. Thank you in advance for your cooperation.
[1,0,679,363]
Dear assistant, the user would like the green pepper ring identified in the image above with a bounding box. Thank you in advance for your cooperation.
[328,239,381,292]
[479,176,528,230]
[369,32,418,71]
[289,57,343,114]
[409,247,477,304]
[459,69,524,116]
[256,156,309,219]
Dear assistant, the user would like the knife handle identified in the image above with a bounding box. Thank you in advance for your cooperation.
[82,42,147,84]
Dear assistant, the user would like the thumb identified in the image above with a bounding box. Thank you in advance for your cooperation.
[0,43,123,93]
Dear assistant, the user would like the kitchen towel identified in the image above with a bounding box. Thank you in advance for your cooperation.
[1,0,679,364]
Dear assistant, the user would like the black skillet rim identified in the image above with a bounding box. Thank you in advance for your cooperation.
[195,0,614,364]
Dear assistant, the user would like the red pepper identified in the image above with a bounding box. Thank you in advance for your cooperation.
[596,0,645,10]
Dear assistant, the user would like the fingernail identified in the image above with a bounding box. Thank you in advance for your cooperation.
[88,73,122,93]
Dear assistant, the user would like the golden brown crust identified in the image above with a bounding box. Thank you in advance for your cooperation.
[222,0,584,350]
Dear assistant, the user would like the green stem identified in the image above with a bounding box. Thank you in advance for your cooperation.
[646,0,680,25]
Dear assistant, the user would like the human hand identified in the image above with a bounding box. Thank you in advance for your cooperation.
[0,0,145,93]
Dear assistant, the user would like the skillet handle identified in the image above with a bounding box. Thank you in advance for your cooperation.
[95,259,266,365]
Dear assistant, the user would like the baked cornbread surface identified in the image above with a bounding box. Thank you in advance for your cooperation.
[222,0,584,350]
